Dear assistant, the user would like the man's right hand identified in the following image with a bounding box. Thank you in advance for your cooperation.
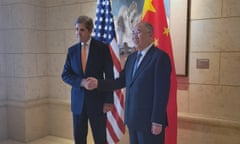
[85,77,98,90]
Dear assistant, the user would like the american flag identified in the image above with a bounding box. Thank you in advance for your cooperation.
[93,0,125,143]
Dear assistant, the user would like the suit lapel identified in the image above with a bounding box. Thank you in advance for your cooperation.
[129,52,138,81]
[130,47,154,83]
[76,43,83,74]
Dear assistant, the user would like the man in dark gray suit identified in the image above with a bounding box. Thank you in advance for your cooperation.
[85,22,171,144]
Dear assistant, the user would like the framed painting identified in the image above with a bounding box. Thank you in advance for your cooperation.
[112,0,189,76]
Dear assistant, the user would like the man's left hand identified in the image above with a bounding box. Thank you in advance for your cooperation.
[151,123,163,135]
[103,103,113,113]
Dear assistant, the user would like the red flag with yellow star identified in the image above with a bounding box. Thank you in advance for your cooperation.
[142,0,178,144]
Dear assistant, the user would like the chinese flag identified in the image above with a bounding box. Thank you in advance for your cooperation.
[142,0,178,144]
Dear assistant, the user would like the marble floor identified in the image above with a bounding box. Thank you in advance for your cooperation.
[0,136,73,144]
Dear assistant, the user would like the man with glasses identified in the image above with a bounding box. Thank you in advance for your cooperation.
[85,22,172,144]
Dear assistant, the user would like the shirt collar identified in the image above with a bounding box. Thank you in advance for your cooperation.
[139,43,153,56]
[81,37,91,47]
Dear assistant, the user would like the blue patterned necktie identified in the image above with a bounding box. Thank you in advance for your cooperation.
[132,52,142,78]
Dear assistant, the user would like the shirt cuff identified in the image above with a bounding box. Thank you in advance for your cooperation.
[152,122,162,127]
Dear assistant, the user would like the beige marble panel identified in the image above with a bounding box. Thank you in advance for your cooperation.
[34,31,47,53]
[0,140,24,144]
[34,7,46,30]
[7,29,45,54]
[47,4,81,30]
[191,19,224,52]
[47,6,65,30]
[223,0,240,17]
[7,78,25,101]
[0,78,7,100]
[220,53,240,85]
[191,0,222,19]
[61,4,83,29]
[23,30,37,53]
[47,54,65,76]
[219,86,240,120]
[1,2,46,29]
[64,29,77,53]
[0,54,6,76]
[0,136,74,144]
[1,0,20,5]
[32,0,46,6]
[38,77,48,98]
[7,77,47,101]
[65,84,71,102]
[0,5,11,29]
[178,116,240,144]
[23,78,40,100]
[47,31,65,53]
[5,54,15,77]
[3,30,13,53]
[8,103,49,142]
[11,4,35,28]
[2,30,13,53]
[189,84,219,117]
[46,0,65,7]
[0,106,7,140]
[189,84,240,121]
[48,103,72,139]
[8,106,26,141]
[49,77,66,100]
[36,54,48,76]
[79,2,97,19]
[14,54,37,77]
[1,0,45,6]
[189,53,220,84]
[191,18,240,52]
[29,136,73,144]
[177,89,189,113]
[25,104,48,141]
[221,18,240,52]
[0,31,6,53]
[7,30,32,53]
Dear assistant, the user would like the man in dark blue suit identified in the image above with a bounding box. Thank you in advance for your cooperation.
[61,16,114,144]
[86,22,172,144]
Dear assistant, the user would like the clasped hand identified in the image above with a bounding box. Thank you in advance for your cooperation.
[81,77,98,90]
[81,77,112,113]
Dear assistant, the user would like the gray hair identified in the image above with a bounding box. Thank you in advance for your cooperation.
[74,15,93,31]
[141,22,153,35]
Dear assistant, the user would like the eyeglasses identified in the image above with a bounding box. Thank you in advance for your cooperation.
[132,30,150,35]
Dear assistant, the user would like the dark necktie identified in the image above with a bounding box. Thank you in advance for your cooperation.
[132,52,142,78]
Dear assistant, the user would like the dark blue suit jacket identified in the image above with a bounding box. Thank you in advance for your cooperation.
[62,38,114,116]
[98,46,171,132]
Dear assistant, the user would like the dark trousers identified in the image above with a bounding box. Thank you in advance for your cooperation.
[128,127,165,144]
[72,111,107,144]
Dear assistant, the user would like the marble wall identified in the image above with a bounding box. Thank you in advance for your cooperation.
[177,0,240,143]
[0,0,96,143]
[0,0,239,144]
[0,0,48,142]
